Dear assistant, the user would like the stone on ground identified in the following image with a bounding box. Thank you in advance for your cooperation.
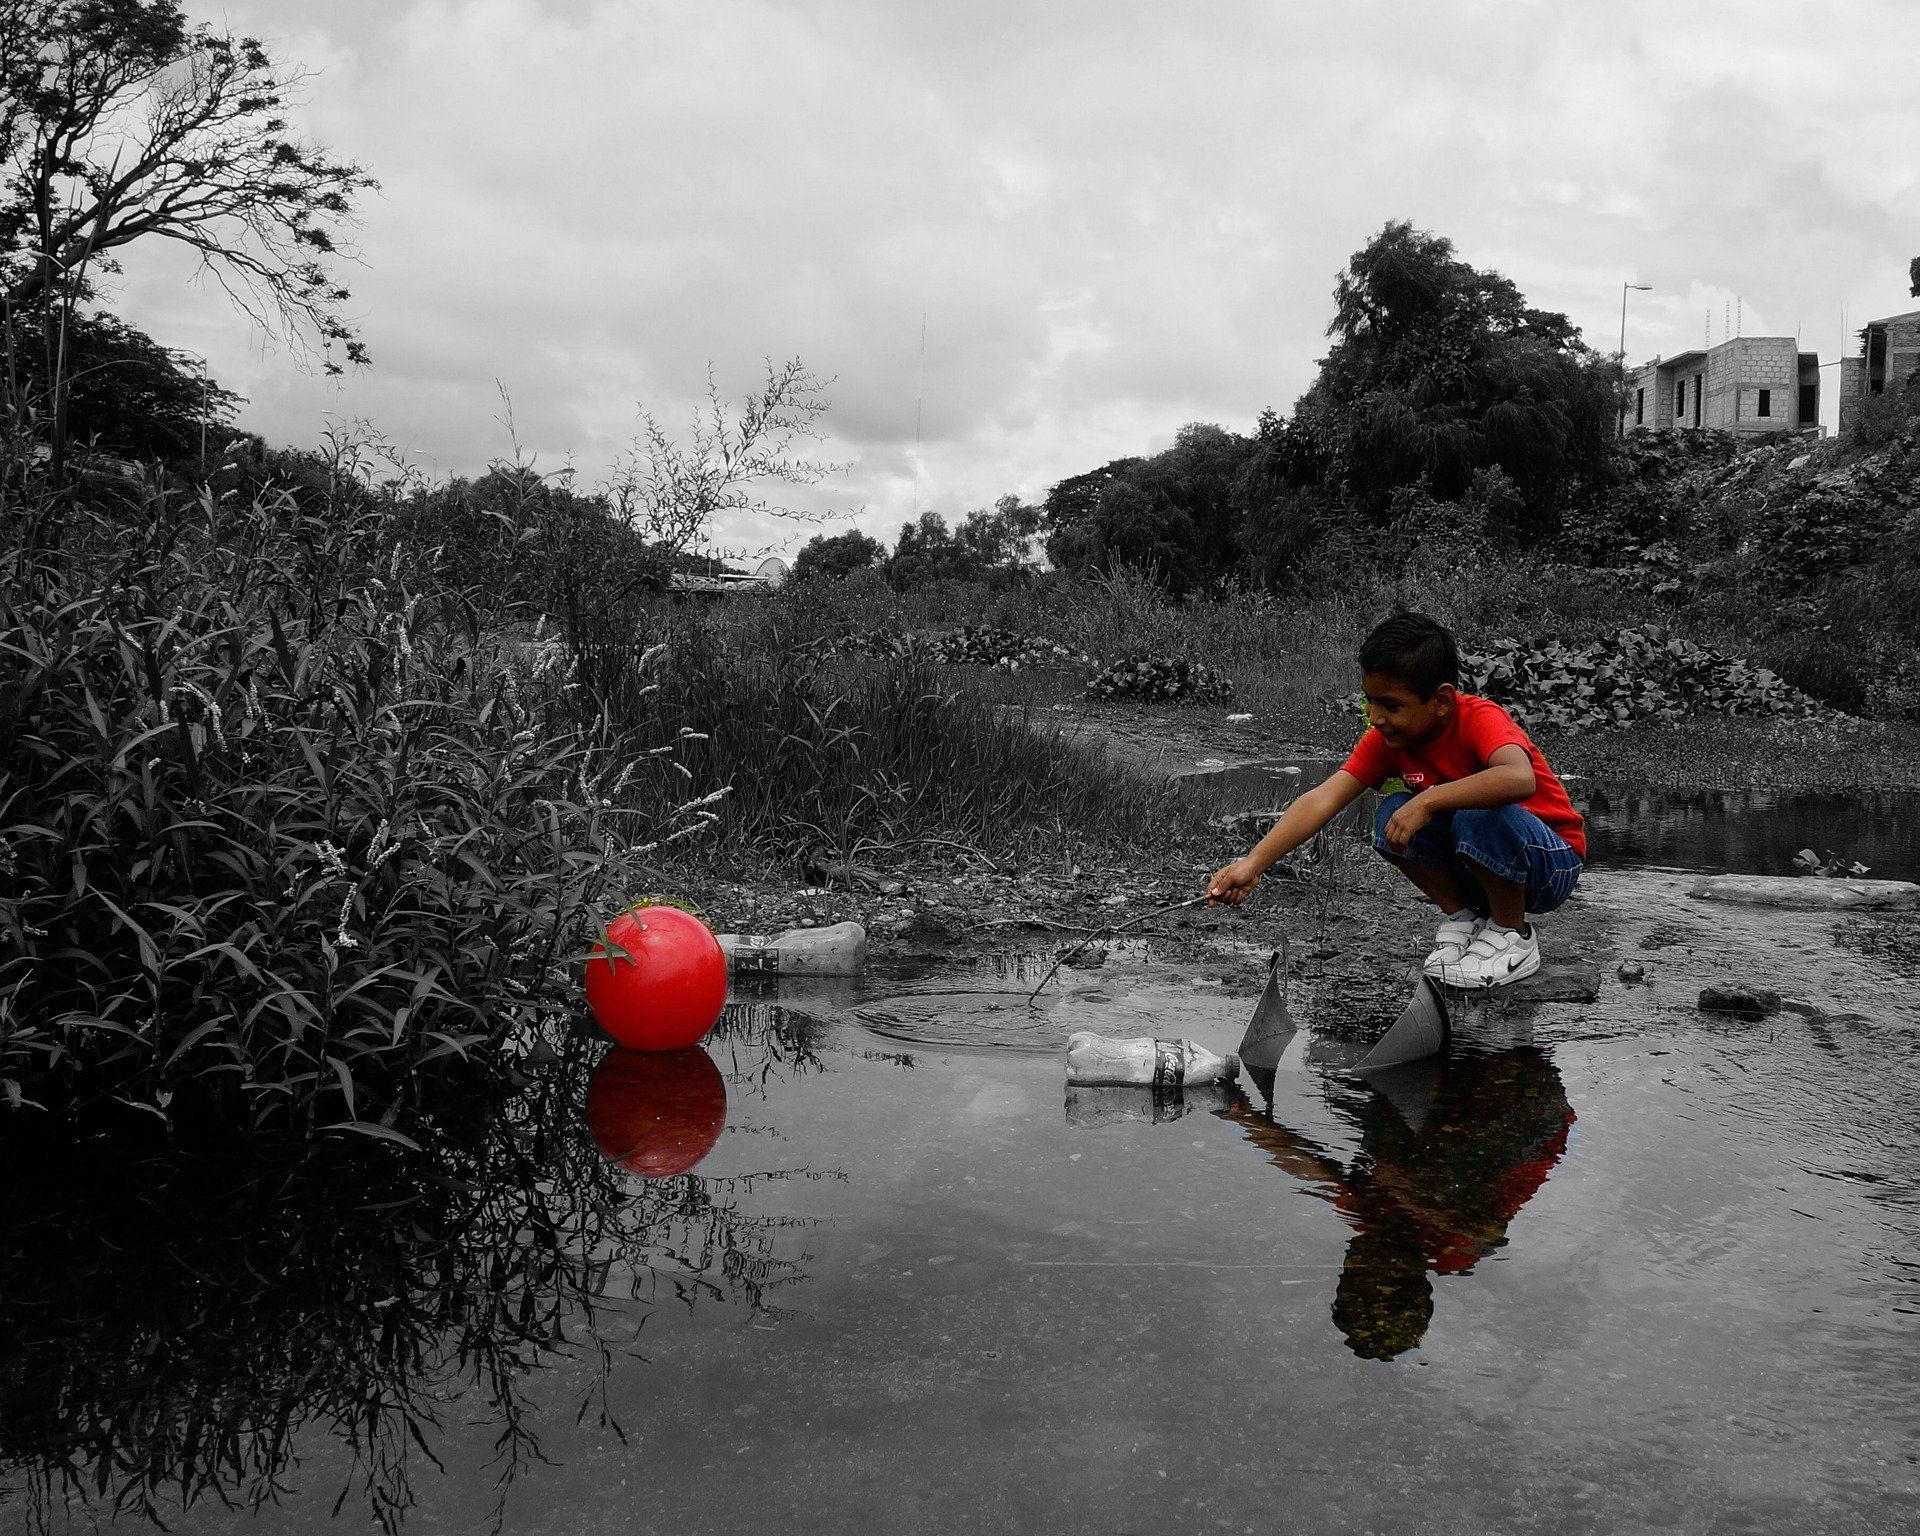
[1441,959,1601,1010]
[1698,983,1781,1020]
[1688,874,1920,911]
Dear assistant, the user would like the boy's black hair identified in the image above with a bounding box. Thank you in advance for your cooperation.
[1359,611,1459,697]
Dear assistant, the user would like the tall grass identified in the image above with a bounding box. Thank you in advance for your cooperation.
[725,559,1665,740]
[570,615,1193,864]
[0,469,688,1122]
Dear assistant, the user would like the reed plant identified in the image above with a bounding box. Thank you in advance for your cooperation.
[571,616,1192,865]
[0,467,699,1126]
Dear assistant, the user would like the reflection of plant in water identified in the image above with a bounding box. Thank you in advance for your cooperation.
[1224,1044,1573,1361]
[706,1001,829,1093]
[0,1033,822,1534]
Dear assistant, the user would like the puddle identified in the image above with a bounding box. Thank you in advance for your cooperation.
[1185,757,1920,881]
[852,941,1234,1053]
[6,906,1920,1532]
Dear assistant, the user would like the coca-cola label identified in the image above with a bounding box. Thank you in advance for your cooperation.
[730,940,778,974]
[1152,1038,1183,1094]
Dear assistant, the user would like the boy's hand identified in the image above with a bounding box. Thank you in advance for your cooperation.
[1207,858,1260,905]
[1381,794,1433,854]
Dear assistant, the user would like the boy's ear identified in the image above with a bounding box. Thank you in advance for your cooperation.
[1433,683,1459,714]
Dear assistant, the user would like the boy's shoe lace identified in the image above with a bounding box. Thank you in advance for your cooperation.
[1422,915,1484,978]
[1440,924,1541,990]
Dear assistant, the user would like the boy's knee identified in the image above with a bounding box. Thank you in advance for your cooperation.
[1451,805,1527,857]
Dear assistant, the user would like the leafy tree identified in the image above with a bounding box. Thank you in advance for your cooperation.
[793,527,882,582]
[1043,425,1257,594]
[0,0,376,370]
[3,308,242,462]
[884,497,1042,589]
[1267,220,1617,537]
[1042,457,1142,549]
[957,494,1042,570]
[1909,254,1919,299]
[884,511,967,589]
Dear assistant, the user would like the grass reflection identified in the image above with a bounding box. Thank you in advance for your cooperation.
[0,1011,840,1532]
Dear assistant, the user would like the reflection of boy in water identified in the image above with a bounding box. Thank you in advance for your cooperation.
[1228,1046,1574,1360]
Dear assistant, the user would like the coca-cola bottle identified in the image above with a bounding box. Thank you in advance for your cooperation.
[1064,1030,1239,1089]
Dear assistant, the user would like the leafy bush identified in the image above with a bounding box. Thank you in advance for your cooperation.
[1084,651,1235,705]
[0,477,687,1125]
[1463,624,1819,732]
[836,623,1092,672]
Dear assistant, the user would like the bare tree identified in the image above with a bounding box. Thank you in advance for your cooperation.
[0,0,376,371]
[604,357,843,560]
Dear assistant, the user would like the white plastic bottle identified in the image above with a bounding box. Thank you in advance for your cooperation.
[717,920,868,977]
[1064,1030,1240,1089]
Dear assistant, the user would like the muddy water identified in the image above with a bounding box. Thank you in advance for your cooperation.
[7,879,1917,1535]
[1184,757,1920,882]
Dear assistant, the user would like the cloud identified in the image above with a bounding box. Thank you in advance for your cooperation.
[105,0,1920,548]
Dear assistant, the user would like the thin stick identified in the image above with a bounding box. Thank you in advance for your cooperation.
[1026,894,1213,1006]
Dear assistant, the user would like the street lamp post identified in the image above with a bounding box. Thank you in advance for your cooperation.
[1619,282,1652,434]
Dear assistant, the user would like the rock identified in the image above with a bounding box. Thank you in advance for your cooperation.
[1617,960,1646,984]
[1688,874,1920,911]
[1063,947,1108,970]
[1698,984,1780,1020]
[1445,959,1600,1010]
[879,879,907,896]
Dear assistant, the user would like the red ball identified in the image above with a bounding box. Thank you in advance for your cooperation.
[584,902,728,1050]
[586,1047,727,1177]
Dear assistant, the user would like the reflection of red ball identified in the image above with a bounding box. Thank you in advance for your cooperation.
[584,903,727,1050]
[586,1047,727,1177]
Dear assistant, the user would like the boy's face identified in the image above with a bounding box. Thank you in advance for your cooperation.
[1362,670,1455,749]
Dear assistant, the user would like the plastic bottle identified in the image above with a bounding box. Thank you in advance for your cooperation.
[716,920,867,977]
[1063,1030,1240,1089]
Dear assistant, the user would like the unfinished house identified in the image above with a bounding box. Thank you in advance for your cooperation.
[1837,308,1920,436]
[1626,337,1820,436]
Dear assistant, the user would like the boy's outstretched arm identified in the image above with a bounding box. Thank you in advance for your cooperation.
[1207,770,1369,905]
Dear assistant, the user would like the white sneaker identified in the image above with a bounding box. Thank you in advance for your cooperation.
[1441,924,1541,989]
[1422,915,1484,979]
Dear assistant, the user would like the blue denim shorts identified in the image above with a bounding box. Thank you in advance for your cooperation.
[1372,791,1584,915]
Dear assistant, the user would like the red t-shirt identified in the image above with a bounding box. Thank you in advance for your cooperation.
[1339,693,1587,859]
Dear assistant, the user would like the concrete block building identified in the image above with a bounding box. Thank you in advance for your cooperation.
[1626,337,1819,436]
[1837,307,1920,436]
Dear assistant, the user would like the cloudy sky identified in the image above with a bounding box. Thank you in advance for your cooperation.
[116,0,1919,555]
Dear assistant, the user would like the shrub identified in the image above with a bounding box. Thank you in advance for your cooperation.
[0,477,688,1125]
[1463,624,1820,732]
[1084,652,1235,705]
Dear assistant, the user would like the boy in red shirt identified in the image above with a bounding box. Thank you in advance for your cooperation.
[1208,612,1584,988]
